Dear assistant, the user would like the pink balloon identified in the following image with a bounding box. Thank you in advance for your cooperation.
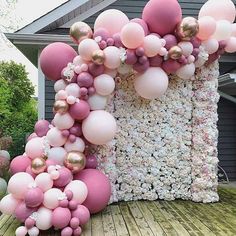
[0,194,21,215]
[25,217,36,229]
[197,16,216,41]
[82,110,117,145]
[94,9,129,36]
[131,18,149,35]
[70,217,80,229]
[77,72,93,88]
[8,173,34,199]
[199,0,236,23]
[93,28,110,40]
[46,127,67,147]
[125,49,138,65]
[10,155,31,174]
[149,55,163,67]
[24,187,44,208]
[69,100,90,121]
[202,38,219,54]
[88,63,105,77]
[54,113,74,130]
[72,205,90,225]
[162,59,181,74]
[143,35,162,57]
[225,37,236,53]
[75,169,111,214]
[61,227,73,236]
[34,120,50,137]
[85,155,98,169]
[104,46,121,69]
[142,0,182,36]
[121,22,145,49]
[52,207,71,229]
[25,137,44,159]
[39,42,77,81]
[163,34,177,50]
[27,133,38,141]
[78,39,99,61]
[14,202,36,222]
[133,61,150,73]
[26,166,37,178]
[53,167,73,188]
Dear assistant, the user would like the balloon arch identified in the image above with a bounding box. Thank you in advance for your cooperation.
[1,0,236,235]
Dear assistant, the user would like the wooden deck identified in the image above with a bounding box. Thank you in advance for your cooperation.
[1,186,236,236]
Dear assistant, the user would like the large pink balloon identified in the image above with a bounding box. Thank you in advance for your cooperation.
[14,202,35,222]
[75,169,111,214]
[142,0,182,36]
[72,205,90,225]
[39,42,77,81]
[52,207,71,229]
[134,67,169,100]
[82,111,117,145]
[199,0,236,23]
[10,155,31,174]
[94,9,129,36]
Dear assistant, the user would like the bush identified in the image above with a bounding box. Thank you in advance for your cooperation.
[0,61,37,157]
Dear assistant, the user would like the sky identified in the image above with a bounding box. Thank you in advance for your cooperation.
[0,0,68,96]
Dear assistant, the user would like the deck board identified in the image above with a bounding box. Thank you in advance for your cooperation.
[1,187,236,236]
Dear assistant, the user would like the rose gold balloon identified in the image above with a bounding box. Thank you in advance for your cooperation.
[70,22,93,44]
[64,151,86,173]
[53,100,69,114]
[92,50,105,65]
[168,46,183,60]
[31,157,46,174]
[176,17,199,41]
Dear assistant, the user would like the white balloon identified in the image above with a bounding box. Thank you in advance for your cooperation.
[0,150,10,160]
[35,173,53,192]
[46,127,67,147]
[53,112,74,130]
[0,194,20,215]
[88,93,108,110]
[176,63,196,80]
[178,42,193,57]
[134,67,169,100]
[28,227,40,236]
[64,180,88,204]
[212,20,232,41]
[54,79,67,93]
[15,226,28,236]
[94,74,115,96]
[64,137,85,153]
[202,38,219,54]
[43,188,62,209]
[36,207,52,230]
[48,147,67,166]
[65,83,80,98]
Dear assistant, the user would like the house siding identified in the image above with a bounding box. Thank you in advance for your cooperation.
[43,0,236,180]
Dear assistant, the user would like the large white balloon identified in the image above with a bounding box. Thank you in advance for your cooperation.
[48,147,67,166]
[202,38,219,54]
[88,93,108,110]
[36,207,52,230]
[94,74,115,96]
[53,112,74,130]
[82,111,117,145]
[134,67,169,100]
[0,194,20,215]
[176,63,196,80]
[212,20,232,41]
[46,127,67,147]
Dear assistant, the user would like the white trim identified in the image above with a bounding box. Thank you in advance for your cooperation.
[17,0,90,34]
[219,73,236,87]
[61,0,118,27]
[38,49,45,120]
[218,90,236,104]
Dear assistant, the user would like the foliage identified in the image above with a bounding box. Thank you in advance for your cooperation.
[0,61,37,157]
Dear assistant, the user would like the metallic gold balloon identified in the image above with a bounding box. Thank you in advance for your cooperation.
[168,46,183,60]
[176,17,199,41]
[70,22,93,44]
[53,100,69,114]
[31,158,46,174]
[92,50,105,65]
[64,151,86,173]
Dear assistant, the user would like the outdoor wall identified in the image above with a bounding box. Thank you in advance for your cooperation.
[91,62,220,203]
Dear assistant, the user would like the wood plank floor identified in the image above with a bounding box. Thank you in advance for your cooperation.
[1,186,236,236]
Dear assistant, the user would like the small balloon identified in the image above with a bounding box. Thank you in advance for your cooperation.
[92,49,105,65]
[31,157,47,174]
[64,151,86,174]
[176,17,199,41]
[70,22,92,44]
[53,100,69,114]
[168,46,183,60]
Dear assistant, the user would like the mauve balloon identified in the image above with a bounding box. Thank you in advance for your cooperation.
[163,34,178,50]
[162,59,182,74]
[125,50,138,65]
[88,63,105,77]
[52,207,71,229]
[69,101,90,121]
[10,155,31,174]
[14,202,36,222]
[142,0,182,36]
[149,55,163,67]
[34,120,50,137]
[39,42,77,81]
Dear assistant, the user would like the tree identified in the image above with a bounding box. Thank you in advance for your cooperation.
[0,61,37,157]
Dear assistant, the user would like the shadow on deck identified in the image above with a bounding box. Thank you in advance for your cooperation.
[1,187,236,236]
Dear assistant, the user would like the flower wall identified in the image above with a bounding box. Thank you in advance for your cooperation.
[94,61,219,203]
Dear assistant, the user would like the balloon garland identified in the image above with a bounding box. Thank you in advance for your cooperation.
[1,0,236,235]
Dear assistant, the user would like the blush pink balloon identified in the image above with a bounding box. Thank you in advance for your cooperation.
[43,188,62,209]
[162,59,182,74]
[25,137,44,159]
[74,169,111,214]
[15,226,28,236]
[35,172,53,191]
[197,16,216,41]
[36,207,52,230]
[225,37,236,53]
[0,194,21,215]
[131,18,149,35]
[78,39,100,61]
[121,22,145,49]
[27,133,38,141]
[39,42,77,81]
[143,35,162,57]
[69,100,90,121]
[24,187,44,208]
[52,207,71,229]
[94,9,129,36]
[163,34,177,50]
[142,0,182,36]
[72,205,90,225]
[53,167,73,188]
[176,63,196,80]
[10,155,31,174]
[199,0,236,23]
[54,113,74,130]
[104,46,121,69]
[46,127,67,147]
[34,120,50,137]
